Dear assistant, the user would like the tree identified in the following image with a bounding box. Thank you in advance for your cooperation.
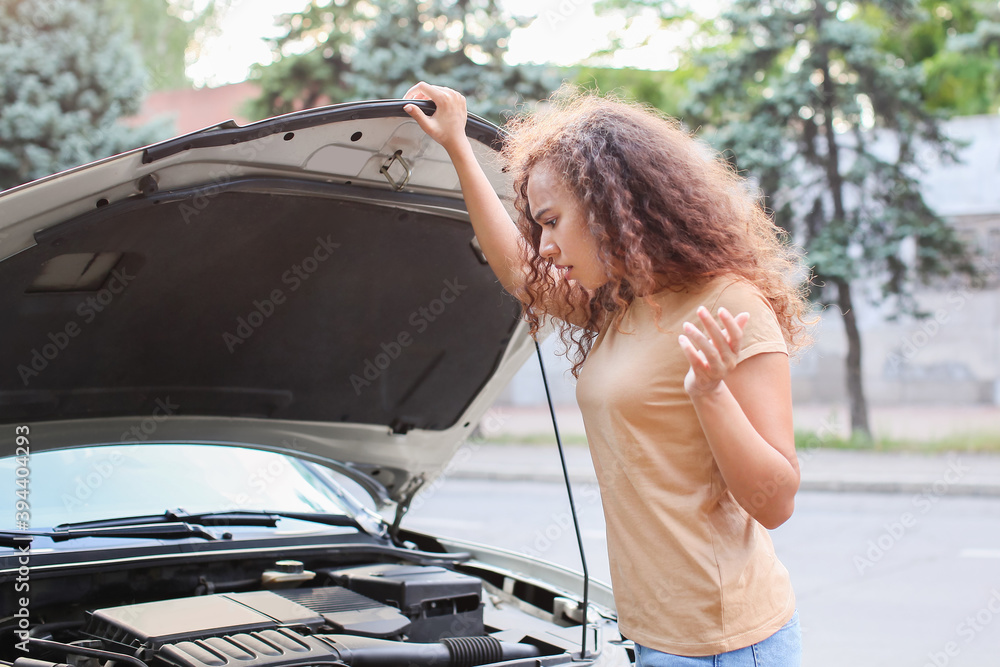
[885,0,1000,114]
[568,65,695,118]
[0,0,172,191]
[247,0,365,115]
[599,0,1000,115]
[602,0,982,438]
[247,0,557,124]
[106,0,223,91]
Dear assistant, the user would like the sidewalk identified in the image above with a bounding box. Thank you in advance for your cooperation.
[460,404,1000,496]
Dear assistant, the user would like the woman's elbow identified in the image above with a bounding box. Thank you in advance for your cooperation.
[756,496,796,530]
[744,476,799,529]
[740,467,799,529]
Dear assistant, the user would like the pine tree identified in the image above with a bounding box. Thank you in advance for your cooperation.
[0,0,171,190]
[248,0,556,123]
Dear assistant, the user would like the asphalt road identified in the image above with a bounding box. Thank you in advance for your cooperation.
[404,479,1000,667]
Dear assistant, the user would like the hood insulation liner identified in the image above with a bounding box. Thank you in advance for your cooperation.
[0,179,522,431]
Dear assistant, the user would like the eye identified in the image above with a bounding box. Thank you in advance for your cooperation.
[542,218,557,227]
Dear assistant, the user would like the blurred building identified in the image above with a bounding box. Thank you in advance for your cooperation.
[125,81,261,135]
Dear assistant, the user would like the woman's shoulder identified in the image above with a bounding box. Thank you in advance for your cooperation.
[714,275,770,305]
[709,275,787,355]
[657,273,784,341]
[646,274,765,309]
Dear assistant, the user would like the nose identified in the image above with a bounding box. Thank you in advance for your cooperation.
[538,229,557,259]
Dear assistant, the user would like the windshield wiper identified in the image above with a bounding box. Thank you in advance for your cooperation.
[54,509,363,532]
[0,533,34,548]
[0,510,367,547]
[1,523,219,544]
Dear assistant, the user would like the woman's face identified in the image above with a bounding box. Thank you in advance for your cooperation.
[526,163,608,290]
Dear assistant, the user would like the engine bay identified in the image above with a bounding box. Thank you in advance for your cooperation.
[2,548,607,667]
[77,578,540,667]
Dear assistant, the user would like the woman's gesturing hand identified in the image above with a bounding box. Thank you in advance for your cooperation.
[679,306,751,397]
[403,82,470,155]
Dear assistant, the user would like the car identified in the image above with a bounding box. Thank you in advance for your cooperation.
[0,100,628,667]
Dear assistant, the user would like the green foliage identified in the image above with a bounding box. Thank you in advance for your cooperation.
[105,0,201,90]
[795,429,1000,452]
[0,0,173,191]
[568,65,697,118]
[878,0,1000,113]
[247,0,557,124]
[601,0,1000,115]
[921,47,999,114]
[248,0,363,116]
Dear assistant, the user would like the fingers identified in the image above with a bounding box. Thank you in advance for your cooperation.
[695,306,736,352]
[403,81,433,100]
[404,81,461,104]
[403,82,434,124]
[678,334,708,369]
[682,319,723,368]
[681,306,750,367]
[403,103,435,141]
[403,101,428,123]
[402,82,470,152]
[402,82,438,122]
[679,331,718,396]
[680,305,750,395]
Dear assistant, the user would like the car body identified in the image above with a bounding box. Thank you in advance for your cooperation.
[0,100,627,667]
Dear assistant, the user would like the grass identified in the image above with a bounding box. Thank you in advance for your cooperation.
[480,432,591,446]
[794,430,1000,453]
[480,431,1000,453]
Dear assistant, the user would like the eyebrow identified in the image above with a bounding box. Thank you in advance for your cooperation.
[533,206,551,221]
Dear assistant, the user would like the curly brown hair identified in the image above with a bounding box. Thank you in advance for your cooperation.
[500,88,812,377]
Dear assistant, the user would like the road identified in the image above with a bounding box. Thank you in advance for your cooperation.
[404,478,1000,666]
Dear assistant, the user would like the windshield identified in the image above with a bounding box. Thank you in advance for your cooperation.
[0,443,361,529]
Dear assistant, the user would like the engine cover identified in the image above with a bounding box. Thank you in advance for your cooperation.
[158,628,337,667]
[83,588,411,653]
[321,563,484,641]
[157,628,541,667]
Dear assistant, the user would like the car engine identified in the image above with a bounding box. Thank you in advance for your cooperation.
[3,556,601,667]
[78,563,538,667]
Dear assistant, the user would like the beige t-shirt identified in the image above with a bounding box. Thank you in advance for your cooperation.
[575,276,795,656]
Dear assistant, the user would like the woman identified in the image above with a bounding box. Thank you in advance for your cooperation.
[403,82,811,665]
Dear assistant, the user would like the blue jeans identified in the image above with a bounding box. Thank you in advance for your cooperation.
[634,610,801,667]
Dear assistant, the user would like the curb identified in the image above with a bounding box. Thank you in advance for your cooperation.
[796,480,1000,496]
[446,470,1000,497]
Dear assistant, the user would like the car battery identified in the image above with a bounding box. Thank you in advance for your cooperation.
[319,563,484,642]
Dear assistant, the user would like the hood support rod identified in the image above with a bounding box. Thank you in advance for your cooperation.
[534,340,590,659]
[388,474,424,546]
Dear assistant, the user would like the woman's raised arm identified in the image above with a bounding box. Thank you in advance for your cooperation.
[403,83,527,298]
[403,83,591,328]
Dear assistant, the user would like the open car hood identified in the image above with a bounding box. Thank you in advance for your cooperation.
[0,100,535,507]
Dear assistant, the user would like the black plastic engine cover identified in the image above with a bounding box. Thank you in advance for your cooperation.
[273,586,411,637]
[321,564,484,642]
